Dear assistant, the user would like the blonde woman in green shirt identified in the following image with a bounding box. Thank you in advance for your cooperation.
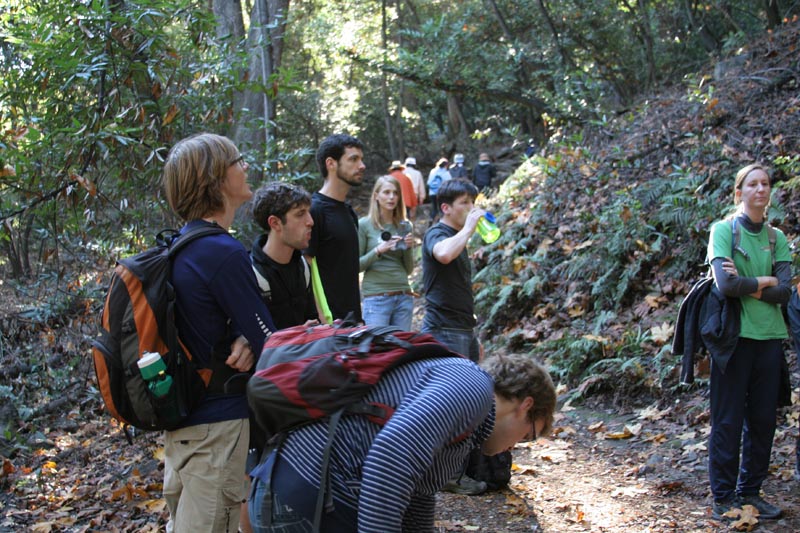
[706,164,791,521]
[358,175,415,329]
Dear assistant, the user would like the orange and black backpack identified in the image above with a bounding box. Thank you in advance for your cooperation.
[91,225,225,437]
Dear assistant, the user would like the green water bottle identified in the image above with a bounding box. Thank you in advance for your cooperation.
[137,352,173,397]
[476,212,501,244]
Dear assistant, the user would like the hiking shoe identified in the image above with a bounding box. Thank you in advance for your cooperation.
[738,494,782,519]
[711,496,740,520]
[442,475,487,496]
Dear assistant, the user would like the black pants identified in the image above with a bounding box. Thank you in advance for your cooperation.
[708,337,782,501]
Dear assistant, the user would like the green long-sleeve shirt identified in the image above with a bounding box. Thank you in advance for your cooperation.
[358,217,415,297]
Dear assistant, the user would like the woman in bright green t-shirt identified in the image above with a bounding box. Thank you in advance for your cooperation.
[705,164,791,521]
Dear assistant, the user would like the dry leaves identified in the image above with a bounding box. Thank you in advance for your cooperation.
[724,504,760,531]
[649,322,674,344]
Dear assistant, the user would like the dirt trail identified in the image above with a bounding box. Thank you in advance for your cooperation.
[435,402,799,532]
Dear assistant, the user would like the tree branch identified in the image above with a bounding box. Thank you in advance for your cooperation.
[346,50,551,115]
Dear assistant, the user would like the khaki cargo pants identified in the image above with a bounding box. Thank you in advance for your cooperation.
[164,418,249,533]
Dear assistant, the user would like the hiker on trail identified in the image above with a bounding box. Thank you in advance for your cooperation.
[449,153,468,179]
[706,163,791,521]
[242,181,320,533]
[305,134,365,323]
[250,182,318,330]
[161,133,277,533]
[247,353,557,532]
[787,282,800,484]
[403,156,426,218]
[427,157,451,221]
[388,160,418,218]
[421,178,484,364]
[421,178,492,495]
[471,152,496,190]
[358,175,416,330]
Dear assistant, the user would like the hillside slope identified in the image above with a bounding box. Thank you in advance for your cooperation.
[474,20,800,398]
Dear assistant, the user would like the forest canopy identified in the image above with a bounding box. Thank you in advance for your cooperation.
[2,0,794,287]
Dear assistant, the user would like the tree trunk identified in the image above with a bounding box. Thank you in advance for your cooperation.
[537,0,575,70]
[381,0,398,160]
[212,0,291,172]
[636,0,657,88]
[447,94,468,140]
[681,0,721,53]
[763,0,783,29]
[2,222,23,279]
[212,0,246,115]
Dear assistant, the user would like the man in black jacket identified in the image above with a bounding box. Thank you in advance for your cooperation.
[250,182,318,330]
[471,153,496,190]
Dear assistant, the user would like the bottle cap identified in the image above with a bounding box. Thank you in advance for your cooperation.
[137,352,161,369]
[137,352,166,380]
[483,212,496,224]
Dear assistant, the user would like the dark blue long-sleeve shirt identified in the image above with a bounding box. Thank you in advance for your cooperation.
[172,220,276,426]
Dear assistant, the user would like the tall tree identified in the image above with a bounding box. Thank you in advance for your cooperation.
[212,0,292,172]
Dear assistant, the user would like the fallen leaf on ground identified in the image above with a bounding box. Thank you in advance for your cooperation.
[650,322,674,344]
[637,403,670,421]
[725,504,759,531]
[605,425,637,439]
[624,423,642,436]
[564,503,586,523]
[588,421,606,433]
[504,492,529,514]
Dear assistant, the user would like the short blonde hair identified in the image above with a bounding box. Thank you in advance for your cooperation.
[162,133,239,221]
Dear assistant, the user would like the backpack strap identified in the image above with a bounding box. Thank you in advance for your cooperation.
[164,223,228,257]
[731,217,777,267]
[252,264,272,300]
[301,256,311,288]
[314,409,345,533]
[163,223,235,396]
[731,217,747,260]
[252,255,311,302]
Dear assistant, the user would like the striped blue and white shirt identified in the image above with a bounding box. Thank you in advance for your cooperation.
[278,356,495,532]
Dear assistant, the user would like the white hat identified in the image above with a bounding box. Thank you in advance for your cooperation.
[404,157,416,166]
[454,153,465,163]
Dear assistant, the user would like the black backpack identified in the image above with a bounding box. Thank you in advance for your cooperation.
[91,225,226,437]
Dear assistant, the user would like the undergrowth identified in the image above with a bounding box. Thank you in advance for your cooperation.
[474,124,795,403]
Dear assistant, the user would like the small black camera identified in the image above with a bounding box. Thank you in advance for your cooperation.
[381,221,412,251]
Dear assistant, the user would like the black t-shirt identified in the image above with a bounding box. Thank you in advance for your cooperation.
[251,235,317,330]
[305,192,362,322]
[421,222,476,330]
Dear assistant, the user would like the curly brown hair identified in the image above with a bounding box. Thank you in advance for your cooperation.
[250,181,312,233]
[482,354,557,438]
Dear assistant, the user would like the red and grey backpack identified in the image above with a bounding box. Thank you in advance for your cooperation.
[247,322,463,531]
[247,322,461,438]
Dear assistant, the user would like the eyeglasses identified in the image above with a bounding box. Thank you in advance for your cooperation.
[229,155,245,168]
[526,418,538,442]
